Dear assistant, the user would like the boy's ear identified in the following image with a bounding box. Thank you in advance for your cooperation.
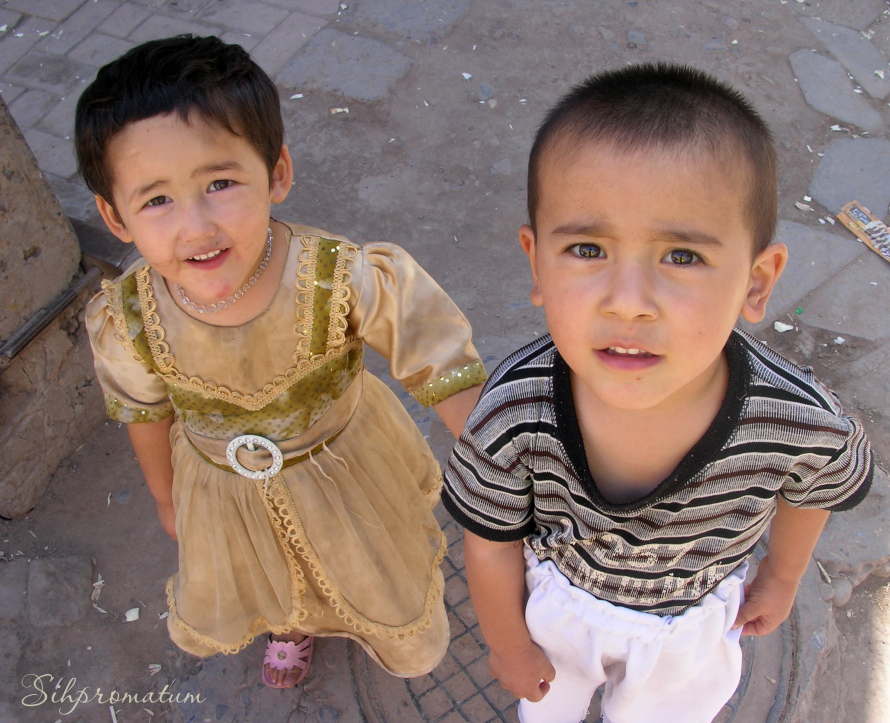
[94,195,135,244]
[270,145,293,203]
[519,224,544,307]
[740,242,788,323]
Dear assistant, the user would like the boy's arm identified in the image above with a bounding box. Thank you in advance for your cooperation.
[432,384,483,438]
[127,417,177,540]
[733,496,829,636]
[464,531,555,701]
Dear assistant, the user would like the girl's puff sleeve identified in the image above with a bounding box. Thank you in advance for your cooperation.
[86,281,173,424]
[347,242,486,407]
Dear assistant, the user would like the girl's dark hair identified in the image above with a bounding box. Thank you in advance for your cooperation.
[75,35,283,207]
[528,62,777,252]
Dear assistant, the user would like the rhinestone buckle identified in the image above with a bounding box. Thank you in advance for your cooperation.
[225,435,284,479]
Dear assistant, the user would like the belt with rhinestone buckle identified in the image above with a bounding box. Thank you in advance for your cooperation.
[191,430,344,477]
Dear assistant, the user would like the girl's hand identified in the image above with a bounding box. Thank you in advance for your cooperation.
[489,641,556,702]
[157,502,177,541]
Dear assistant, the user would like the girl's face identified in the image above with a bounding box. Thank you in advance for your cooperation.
[95,112,292,308]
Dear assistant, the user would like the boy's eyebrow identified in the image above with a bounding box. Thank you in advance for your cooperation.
[551,222,723,247]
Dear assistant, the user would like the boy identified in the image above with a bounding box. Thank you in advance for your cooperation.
[442,63,872,723]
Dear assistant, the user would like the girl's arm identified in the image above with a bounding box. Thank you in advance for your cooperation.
[464,531,555,701]
[433,384,483,438]
[127,417,177,540]
[733,496,829,635]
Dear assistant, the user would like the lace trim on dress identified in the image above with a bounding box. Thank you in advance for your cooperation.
[327,240,356,351]
[409,359,488,407]
[102,275,147,364]
[134,250,363,412]
[105,394,173,424]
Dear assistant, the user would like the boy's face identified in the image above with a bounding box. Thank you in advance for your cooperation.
[95,113,291,305]
[521,142,786,413]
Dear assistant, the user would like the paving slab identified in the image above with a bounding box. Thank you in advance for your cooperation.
[799,17,890,100]
[4,0,87,25]
[0,560,29,620]
[789,49,884,132]
[33,0,118,56]
[748,220,867,331]
[799,251,890,341]
[7,87,57,132]
[67,31,136,68]
[250,11,327,76]
[5,50,95,96]
[22,128,77,177]
[36,90,80,138]
[0,8,24,32]
[26,555,93,627]
[199,0,290,36]
[815,466,890,606]
[808,138,890,219]
[97,1,152,38]
[277,28,412,101]
[0,16,58,76]
[346,0,473,42]
[794,0,889,32]
[267,0,341,14]
[0,82,25,104]
[127,13,221,43]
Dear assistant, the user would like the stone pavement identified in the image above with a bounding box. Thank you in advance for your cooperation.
[2,0,890,722]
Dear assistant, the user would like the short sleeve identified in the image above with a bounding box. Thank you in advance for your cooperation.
[442,411,535,542]
[780,398,873,512]
[86,282,173,424]
[348,242,486,406]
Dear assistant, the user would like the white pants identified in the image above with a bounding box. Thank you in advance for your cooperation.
[519,547,746,723]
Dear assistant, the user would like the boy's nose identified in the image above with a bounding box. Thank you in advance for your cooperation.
[178,203,216,243]
[599,262,659,321]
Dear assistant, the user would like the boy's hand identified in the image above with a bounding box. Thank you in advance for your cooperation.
[156,501,177,541]
[733,555,798,636]
[489,641,556,702]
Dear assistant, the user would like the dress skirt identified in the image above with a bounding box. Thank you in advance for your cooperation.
[165,371,449,677]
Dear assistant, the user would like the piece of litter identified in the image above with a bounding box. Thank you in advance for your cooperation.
[833,337,845,345]
[107,493,111,506]
[388,138,395,142]
[731,39,738,44]
[819,218,826,224]
[144,710,155,717]
[764,676,777,685]
[125,607,140,622]
[816,560,832,584]
[330,107,348,114]
[29,530,36,537]
[110,706,118,723]
[803,195,812,202]
[519,98,527,103]
[773,322,794,333]
[877,70,886,80]
[830,124,844,131]
[795,201,814,212]
[13,33,23,38]
[462,72,472,81]
[871,281,878,285]
[836,201,890,265]
[289,93,303,99]
[806,145,813,153]
[159,611,169,619]
[826,216,835,224]
[796,308,803,314]
[93,603,107,613]
[423,100,429,106]
[149,664,162,676]
[472,45,477,50]
[93,573,105,588]
[0,25,8,32]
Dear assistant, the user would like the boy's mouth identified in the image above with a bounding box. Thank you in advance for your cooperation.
[605,346,655,358]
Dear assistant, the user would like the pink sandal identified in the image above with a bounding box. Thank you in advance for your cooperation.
[261,635,314,688]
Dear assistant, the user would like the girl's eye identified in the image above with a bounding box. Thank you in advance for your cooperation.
[664,249,699,265]
[209,179,233,192]
[572,243,605,259]
[146,196,168,207]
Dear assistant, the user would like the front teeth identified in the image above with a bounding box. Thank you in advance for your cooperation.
[189,249,222,261]
[609,346,644,355]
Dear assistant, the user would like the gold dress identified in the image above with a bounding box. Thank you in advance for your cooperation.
[86,223,486,676]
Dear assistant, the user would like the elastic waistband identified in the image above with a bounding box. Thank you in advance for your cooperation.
[524,545,747,643]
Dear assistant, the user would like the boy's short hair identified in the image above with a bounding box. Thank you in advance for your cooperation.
[75,35,283,208]
[528,62,777,252]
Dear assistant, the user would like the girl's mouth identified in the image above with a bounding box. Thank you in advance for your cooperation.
[188,249,224,261]
[605,346,655,358]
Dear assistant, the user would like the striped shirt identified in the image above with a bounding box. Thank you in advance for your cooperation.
[443,330,872,616]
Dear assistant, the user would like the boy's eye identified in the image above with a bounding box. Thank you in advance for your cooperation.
[572,243,605,259]
[146,196,169,207]
[209,179,233,192]
[663,249,699,265]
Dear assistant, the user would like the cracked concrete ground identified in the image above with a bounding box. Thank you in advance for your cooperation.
[2,0,890,721]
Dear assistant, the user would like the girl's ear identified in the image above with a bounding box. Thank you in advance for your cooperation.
[741,242,788,323]
[270,145,294,204]
[519,224,544,307]
[94,195,135,244]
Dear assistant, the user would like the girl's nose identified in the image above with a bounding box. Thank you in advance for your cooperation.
[179,201,216,242]
[599,261,659,321]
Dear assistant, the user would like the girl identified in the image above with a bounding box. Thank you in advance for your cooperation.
[78,35,485,687]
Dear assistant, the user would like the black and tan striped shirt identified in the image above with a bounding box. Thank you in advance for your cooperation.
[443,330,872,616]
